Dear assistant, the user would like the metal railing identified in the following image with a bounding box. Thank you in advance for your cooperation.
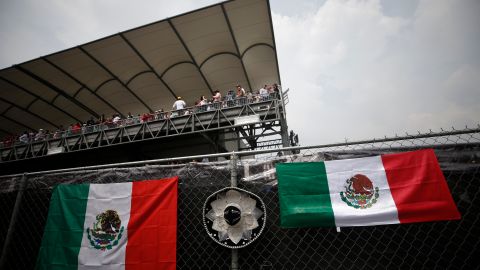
[1,93,285,162]
[0,92,281,149]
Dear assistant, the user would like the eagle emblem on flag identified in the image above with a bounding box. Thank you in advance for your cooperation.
[86,210,124,250]
[340,174,379,209]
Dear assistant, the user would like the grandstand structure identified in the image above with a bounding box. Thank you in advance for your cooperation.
[0,0,289,174]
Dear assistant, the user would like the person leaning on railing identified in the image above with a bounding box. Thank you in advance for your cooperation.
[259,85,269,101]
[172,96,186,117]
[0,82,283,146]
[19,131,29,144]
[235,84,245,98]
[213,90,222,102]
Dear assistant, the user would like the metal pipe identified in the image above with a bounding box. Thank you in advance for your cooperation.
[230,152,237,187]
[0,174,27,268]
[231,249,239,270]
[229,152,239,269]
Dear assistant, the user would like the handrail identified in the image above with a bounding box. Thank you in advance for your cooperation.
[0,92,281,149]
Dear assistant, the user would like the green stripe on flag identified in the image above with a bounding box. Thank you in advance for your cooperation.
[36,184,90,270]
[277,162,335,227]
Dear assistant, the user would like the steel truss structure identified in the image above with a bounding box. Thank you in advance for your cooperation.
[0,98,287,162]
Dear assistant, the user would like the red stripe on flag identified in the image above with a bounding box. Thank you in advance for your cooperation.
[382,149,460,224]
[126,177,178,270]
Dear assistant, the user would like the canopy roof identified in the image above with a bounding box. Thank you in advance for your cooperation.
[0,0,280,136]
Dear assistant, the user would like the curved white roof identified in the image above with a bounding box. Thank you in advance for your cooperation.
[0,0,280,136]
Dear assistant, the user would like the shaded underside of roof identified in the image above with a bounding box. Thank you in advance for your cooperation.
[0,0,280,137]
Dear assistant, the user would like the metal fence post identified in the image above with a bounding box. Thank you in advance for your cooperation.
[0,173,27,268]
[230,152,239,270]
[230,152,238,188]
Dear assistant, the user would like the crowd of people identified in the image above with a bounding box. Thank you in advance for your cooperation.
[1,83,281,148]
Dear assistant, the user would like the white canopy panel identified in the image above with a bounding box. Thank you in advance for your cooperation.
[0,0,281,136]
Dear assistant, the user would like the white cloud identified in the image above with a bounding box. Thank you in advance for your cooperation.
[273,0,480,145]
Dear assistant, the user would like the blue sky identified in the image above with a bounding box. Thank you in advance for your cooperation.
[1,0,479,145]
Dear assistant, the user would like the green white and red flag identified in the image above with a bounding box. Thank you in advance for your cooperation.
[276,149,460,228]
[36,177,178,270]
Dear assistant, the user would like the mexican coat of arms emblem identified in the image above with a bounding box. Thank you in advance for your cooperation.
[340,174,379,209]
[86,210,124,250]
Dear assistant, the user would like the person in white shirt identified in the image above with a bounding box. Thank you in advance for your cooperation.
[112,114,121,125]
[173,96,186,110]
[35,129,45,141]
[259,85,269,101]
[172,96,187,116]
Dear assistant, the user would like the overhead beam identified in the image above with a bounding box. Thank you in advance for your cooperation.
[125,71,152,85]
[0,76,82,123]
[94,79,117,93]
[1,115,36,132]
[0,97,58,129]
[42,57,125,117]
[199,52,239,69]
[78,46,153,113]
[159,61,195,78]
[73,86,84,97]
[14,65,99,118]
[120,34,178,99]
[240,43,275,58]
[221,4,253,92]
[0,105,14,117]
[167,19,215,95]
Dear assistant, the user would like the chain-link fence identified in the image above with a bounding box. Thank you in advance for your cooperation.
[0,127,479,269]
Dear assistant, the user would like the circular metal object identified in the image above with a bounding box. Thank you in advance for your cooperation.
[203,187,266,249]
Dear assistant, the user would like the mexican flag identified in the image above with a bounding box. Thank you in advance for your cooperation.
[276,149,460,228]
[36,177,178,270]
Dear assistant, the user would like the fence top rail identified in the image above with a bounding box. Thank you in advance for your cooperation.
[0,126,478,178]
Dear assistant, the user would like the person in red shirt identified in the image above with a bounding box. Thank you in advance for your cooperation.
[72,123,82,134]
[141,113,150,123]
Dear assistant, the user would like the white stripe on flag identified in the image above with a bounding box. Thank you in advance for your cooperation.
[325,156,400,227]
[78,183,133,270]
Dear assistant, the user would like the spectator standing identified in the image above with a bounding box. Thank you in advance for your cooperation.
[213,90,222,102]
[199,95,208,106]
[72,123,82,134]
[236,84,246,97]
[272,83,280,98]
[112,114,121,126]
[172,96,186,116]
[259,85,269,101]
[236,84,246,105]
[86,116,95,126]
[19,131,29,144]
[86,116,95,133]
[35,129,45,141]
[141,113,150,123]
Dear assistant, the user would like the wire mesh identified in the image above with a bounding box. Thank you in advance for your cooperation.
[0,127,478,269]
